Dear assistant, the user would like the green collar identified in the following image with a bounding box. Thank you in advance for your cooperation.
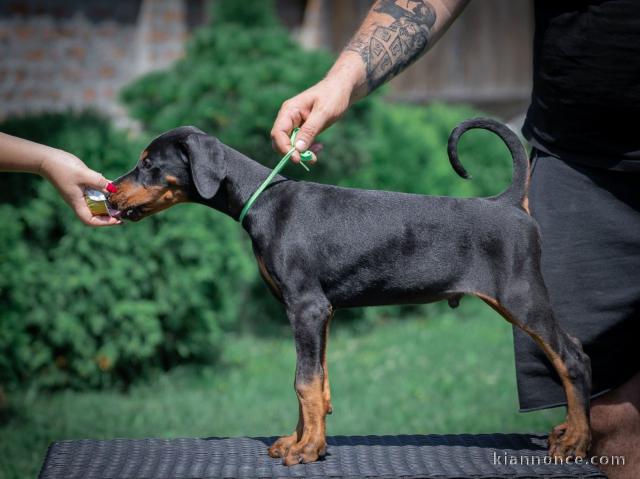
[238,128,313,224]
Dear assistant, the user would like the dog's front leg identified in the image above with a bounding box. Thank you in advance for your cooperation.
[268,296,332,465]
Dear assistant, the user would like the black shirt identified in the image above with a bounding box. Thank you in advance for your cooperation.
[523,0,640,170]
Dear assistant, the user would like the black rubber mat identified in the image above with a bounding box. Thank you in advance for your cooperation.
[38,434,607,478]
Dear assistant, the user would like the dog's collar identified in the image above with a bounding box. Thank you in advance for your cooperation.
[238,128,313,224]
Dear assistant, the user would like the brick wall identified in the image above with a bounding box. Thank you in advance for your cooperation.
[0,0,196,125]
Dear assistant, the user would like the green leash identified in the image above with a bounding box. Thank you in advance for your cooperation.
[238,128,313,224]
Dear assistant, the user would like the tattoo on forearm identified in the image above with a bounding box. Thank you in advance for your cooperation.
[346,0,436,92]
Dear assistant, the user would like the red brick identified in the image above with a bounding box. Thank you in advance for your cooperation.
[16,25,32,40]
[26,50,44,61]
[100,65,115,78]
[68,46,85,59]
[164,10,184,22]
[147,30,169,42]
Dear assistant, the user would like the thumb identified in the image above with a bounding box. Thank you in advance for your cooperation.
[295,109,327,153]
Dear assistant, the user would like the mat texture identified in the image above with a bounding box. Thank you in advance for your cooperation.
[39,434,607,479]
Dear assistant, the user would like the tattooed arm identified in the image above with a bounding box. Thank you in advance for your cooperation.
[272,0,469,161]
[345,0,468,96]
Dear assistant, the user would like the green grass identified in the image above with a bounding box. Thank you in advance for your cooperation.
[0,299,562,479]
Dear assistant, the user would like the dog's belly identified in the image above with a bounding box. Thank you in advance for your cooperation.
[329,286,456,309]
[320,248,471,309]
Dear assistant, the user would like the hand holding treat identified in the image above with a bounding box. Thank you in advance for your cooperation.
[0,132,120,226]
[40,151,121,226]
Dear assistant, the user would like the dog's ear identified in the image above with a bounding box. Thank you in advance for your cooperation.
[181,133,226,200]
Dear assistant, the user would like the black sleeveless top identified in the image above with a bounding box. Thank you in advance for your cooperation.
[522,0,640,170]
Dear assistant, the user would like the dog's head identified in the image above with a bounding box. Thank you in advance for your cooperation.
[109,126,226,221]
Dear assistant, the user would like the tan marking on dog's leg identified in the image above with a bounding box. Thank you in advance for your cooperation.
[322,310,333,414]
[284,375,328,465]
[475,292,590,458]
[522,159,532,214]
[255,255,283,301]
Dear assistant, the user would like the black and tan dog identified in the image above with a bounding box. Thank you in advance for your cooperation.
[109,118,592,465]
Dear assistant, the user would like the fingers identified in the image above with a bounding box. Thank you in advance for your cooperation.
[306,143,323,165]
[86,215,122,227]
[70,187,122,227]
[271,100,303,156]
[294,108,327,155]
[271,104,328,165]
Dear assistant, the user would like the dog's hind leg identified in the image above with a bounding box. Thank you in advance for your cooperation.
[474,271,592,459]
[268,295,333,465]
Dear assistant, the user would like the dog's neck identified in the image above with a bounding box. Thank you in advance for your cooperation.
[197,144,285,229]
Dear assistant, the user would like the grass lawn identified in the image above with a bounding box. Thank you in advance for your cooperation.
[0,298,563,478]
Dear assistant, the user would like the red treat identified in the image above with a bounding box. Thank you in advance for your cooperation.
[106,182,117,193]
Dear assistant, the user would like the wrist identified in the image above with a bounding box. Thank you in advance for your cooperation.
[325,54,365,102]
[38,149,71,180]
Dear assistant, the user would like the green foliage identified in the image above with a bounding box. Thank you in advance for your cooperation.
[0,113,255,389]
[347,102,513,197]
[213,0,278,27]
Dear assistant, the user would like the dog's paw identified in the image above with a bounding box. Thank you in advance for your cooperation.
[283,439,327,466]
[548,422,591,459]
[268,433,298,459]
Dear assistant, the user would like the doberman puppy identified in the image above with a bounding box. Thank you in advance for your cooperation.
[109,118,592,466]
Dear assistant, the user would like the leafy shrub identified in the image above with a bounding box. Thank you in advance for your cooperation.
[1,1,516,389]
[0,113,255,389]
[347,102,513,196]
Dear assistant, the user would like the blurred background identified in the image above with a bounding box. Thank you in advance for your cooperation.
[0,1,561,478]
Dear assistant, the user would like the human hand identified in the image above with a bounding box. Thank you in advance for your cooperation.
[40,151,121,226]
[271,77,354,163]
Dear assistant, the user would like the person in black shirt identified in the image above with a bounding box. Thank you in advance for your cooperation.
[271,1,639,477]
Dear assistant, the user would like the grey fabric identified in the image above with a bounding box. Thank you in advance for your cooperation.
[514,151,640,411]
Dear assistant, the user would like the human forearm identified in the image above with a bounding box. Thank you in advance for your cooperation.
[0,132,120,226]
[271,0,469,159]
[335,0,469,99]
[0,132,63,175]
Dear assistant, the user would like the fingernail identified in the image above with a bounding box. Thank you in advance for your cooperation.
[295,140,306,151]
[106,182,117,193]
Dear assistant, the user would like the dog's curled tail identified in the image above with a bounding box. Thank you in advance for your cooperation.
[447,117,529,210]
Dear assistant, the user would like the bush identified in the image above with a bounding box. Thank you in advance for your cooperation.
[1,1,516,389]
[0,113,255,389]
[347,102,513,196]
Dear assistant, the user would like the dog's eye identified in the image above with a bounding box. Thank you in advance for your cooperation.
[141,157,152,169]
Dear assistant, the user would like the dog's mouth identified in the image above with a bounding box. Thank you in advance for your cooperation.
[106,199,145,222]
[119,206,145,221]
